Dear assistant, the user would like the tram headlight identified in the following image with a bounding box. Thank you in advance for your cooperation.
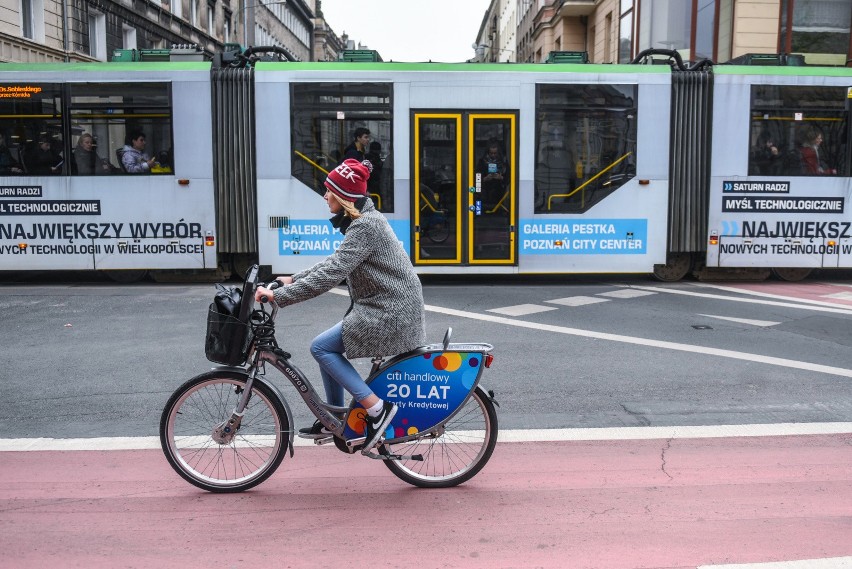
[205,232,215,247]
[709,232,719,246]
[17,242,27,250]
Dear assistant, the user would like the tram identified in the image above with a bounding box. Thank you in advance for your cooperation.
[1,48,850,281]
[0,57,218,281]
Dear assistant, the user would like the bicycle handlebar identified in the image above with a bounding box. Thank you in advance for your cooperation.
[258,280,282,304]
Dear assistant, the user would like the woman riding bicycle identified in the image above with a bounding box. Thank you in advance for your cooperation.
[254,158,426,451]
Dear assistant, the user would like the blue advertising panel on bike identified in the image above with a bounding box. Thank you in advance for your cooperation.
[344,350,484,441]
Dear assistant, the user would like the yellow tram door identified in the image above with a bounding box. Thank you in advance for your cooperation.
[412,112,516,266]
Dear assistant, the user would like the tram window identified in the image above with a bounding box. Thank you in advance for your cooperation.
[534,84,637,214]
[68,82,174,175]
[291,83,393,212]
[0,83,63,176]
[749,85,848,177]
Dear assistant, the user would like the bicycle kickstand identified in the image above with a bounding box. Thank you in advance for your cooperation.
[362,445,423,462]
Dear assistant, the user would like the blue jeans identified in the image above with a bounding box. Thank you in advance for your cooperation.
[310,322,374,407]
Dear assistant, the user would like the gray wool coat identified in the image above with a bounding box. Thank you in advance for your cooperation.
[272,200,426,359]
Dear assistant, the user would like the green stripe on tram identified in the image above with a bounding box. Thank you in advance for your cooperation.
[0,62,211,72]
[254,61,670,74]
[715,65,852,77]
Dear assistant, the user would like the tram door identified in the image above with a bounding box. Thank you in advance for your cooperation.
[413,112,516,266]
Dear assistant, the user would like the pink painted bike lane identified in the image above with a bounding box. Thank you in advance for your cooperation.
[1,434,850,569]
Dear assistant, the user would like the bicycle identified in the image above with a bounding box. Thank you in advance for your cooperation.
[421,207,451,244]
[160,265,499,492]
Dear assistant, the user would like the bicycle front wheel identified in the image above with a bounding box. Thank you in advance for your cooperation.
[381,386,498,488]
[160,371,289,493]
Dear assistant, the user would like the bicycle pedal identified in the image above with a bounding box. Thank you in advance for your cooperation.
[313,435,335,445]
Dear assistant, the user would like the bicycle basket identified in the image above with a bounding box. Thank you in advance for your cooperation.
[204,266,260,366]
[205,304,254,366]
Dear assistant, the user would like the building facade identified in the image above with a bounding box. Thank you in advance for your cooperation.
[1,0,342,63]
[475,0,852,66]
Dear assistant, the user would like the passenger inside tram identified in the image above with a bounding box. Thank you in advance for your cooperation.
[475,140,509,212]
[24,135,64,175]
[797,125,836,175]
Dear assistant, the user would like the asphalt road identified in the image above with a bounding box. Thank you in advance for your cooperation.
[1,272,851,439]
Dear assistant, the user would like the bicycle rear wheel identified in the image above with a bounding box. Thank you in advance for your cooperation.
[381,386,498,488]
[160,371,289,493]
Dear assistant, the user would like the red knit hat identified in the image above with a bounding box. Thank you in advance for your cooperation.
[324,159,371,202]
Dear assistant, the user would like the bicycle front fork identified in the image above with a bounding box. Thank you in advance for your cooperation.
[212,366,259,445]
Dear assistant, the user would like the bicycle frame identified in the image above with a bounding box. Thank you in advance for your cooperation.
[230,299,493,453]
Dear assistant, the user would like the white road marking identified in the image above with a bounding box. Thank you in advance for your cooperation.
[3,422,851,451]
[485,304,558,316]
[329,287,852,378]
[698,314,781,327]
[597,289,657,299]
[627,284,852,316]
[420,302,852,378]
[825,291,852,301]
[690,282,852,311]
[545,296,610,307]
[698,557,852,569]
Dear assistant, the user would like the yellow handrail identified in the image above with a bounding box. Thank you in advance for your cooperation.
[293,150,382,209]
[487,190,509,214]
[548,152,633,211]
[293,150,329,175]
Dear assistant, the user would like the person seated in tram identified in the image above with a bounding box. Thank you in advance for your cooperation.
[120,130,158,173]
[25,135,64,175]
[749,132,781,175]
[0,133,23,174]
[797,126,836,175]
[72,133,112,175]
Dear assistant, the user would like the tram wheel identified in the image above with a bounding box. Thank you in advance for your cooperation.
[770,267,812,282]
[102,269,149,283]
[231,254,259,280]
[652,253,693,282]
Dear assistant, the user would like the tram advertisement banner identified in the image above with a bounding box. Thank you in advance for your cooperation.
[708,178,852,268]
[0,183,217,270]
[519,219,647,255]
[278,219,410,255]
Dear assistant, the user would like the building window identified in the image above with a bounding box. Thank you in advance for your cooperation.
[88,11,106,61]
[173,0,183,19]
[123,25,137,50]
[618,0,634,63]
[780,0,852,66]
[191,0,198,26]
[694,0,715,60]
[208,3,215,33]
[604,12,612,62]
[637,0,691,57]
[20,0,44,42]
[223,12,231,43]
